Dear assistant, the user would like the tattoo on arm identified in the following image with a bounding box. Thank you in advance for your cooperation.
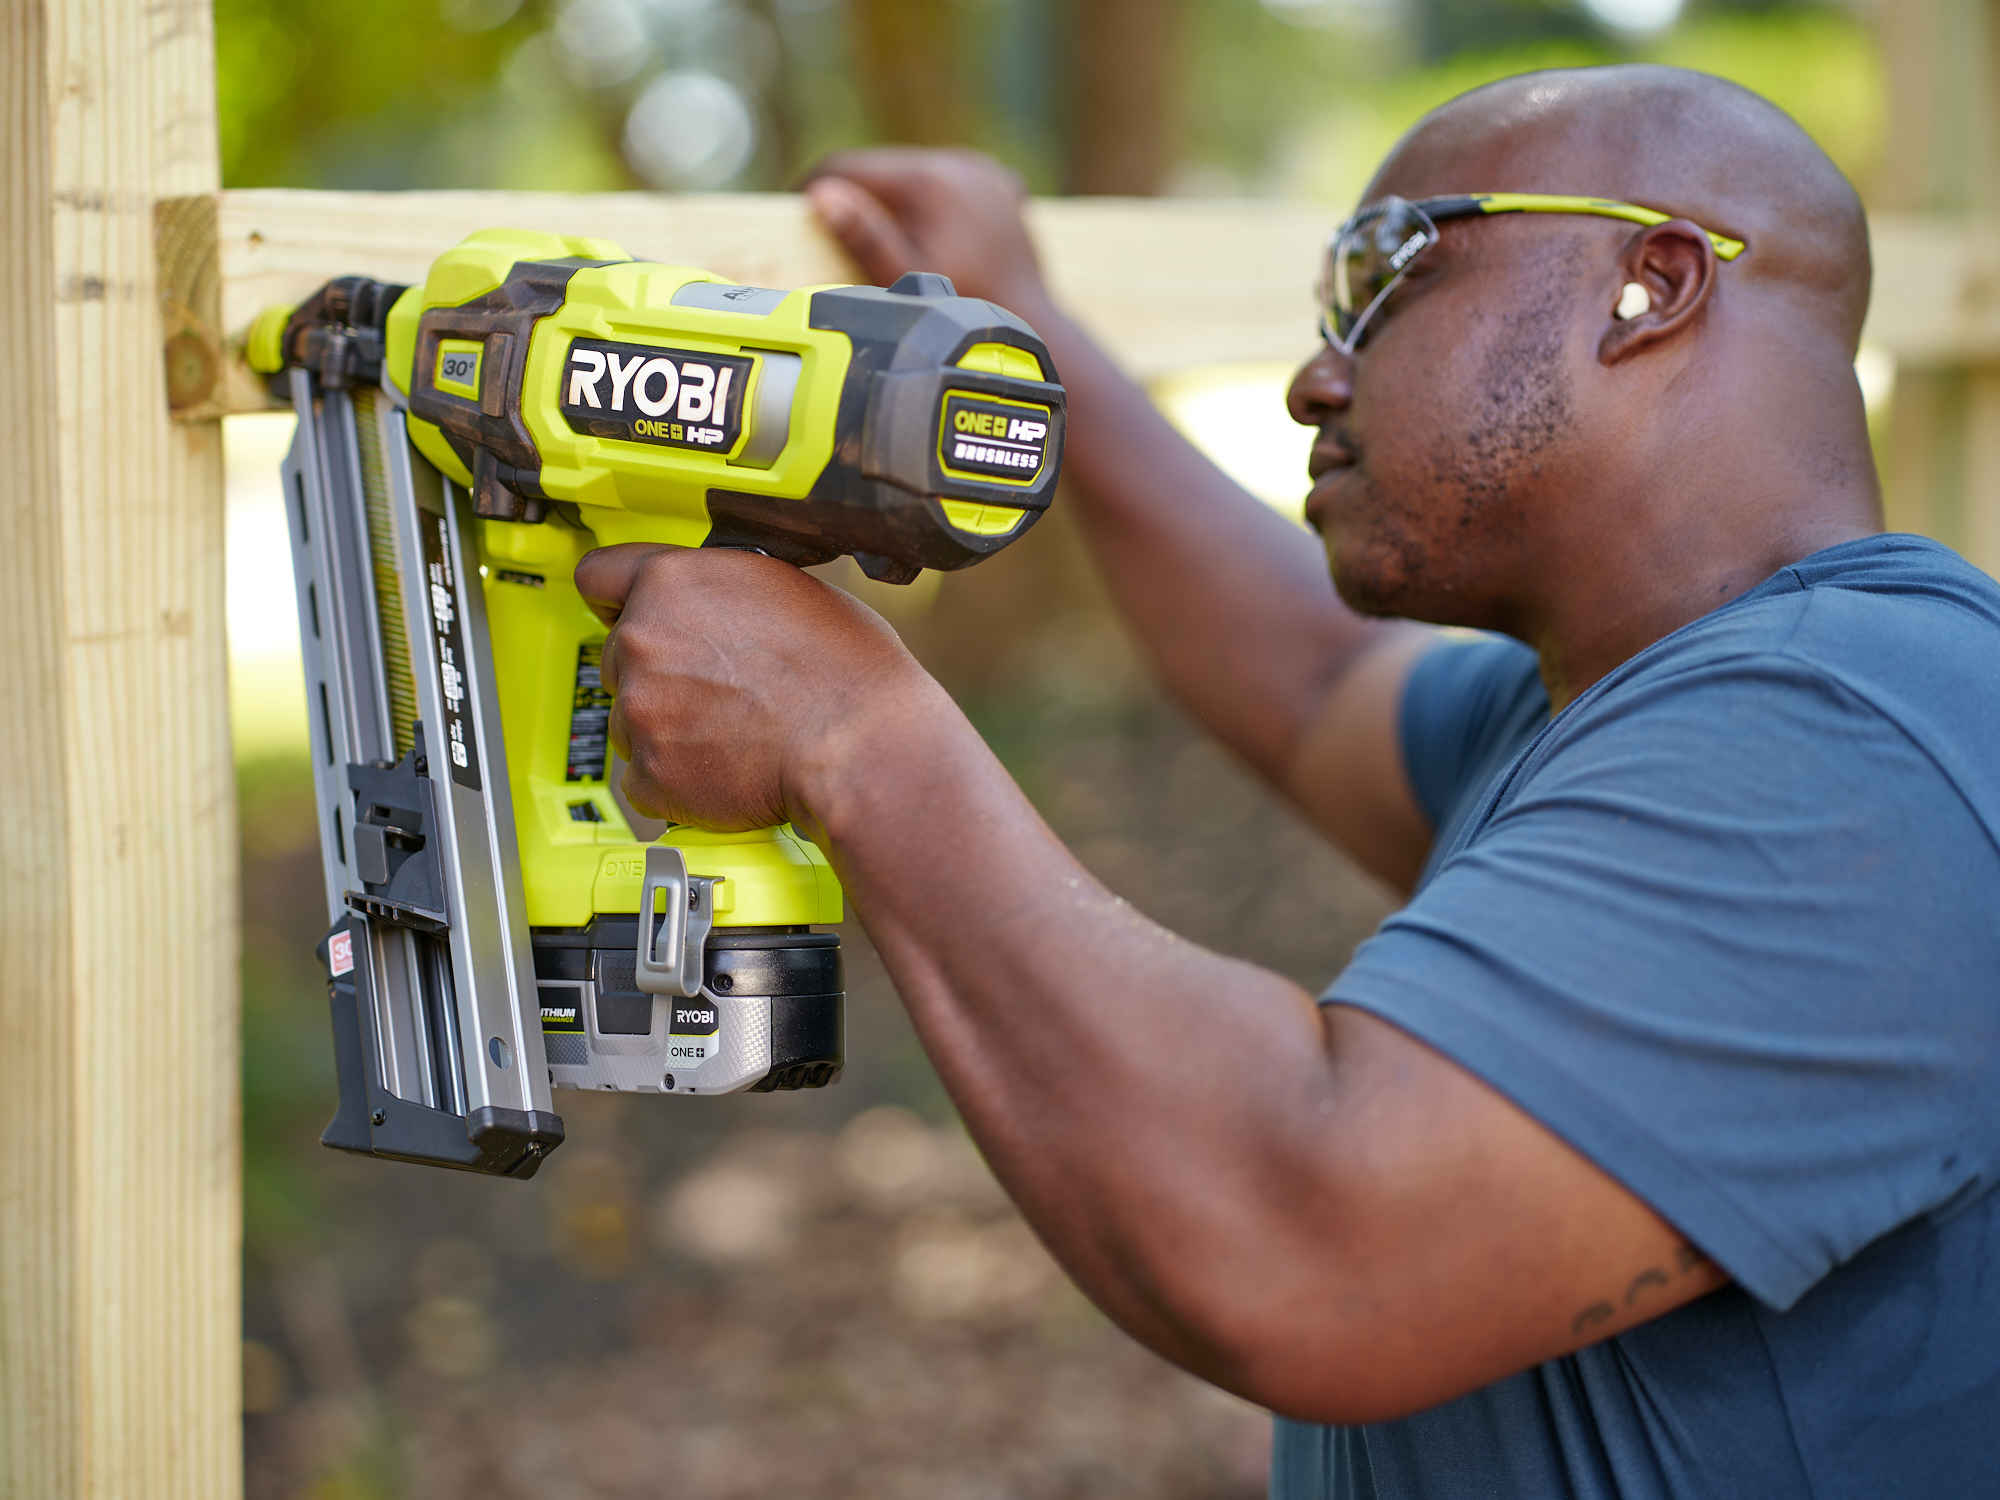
[1570,1302,1615,1336]
[1623,1268,1669,1304]
[1568,1242,1711,1341]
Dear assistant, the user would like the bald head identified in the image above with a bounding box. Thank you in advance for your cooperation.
[1372,65,1870,347]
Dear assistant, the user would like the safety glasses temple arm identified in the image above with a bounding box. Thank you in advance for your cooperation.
[1417,193,1747,261]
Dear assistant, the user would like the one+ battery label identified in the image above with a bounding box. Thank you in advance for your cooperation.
[560,338,752,454]
[669,998,719,1065]
[939,392,1050,483]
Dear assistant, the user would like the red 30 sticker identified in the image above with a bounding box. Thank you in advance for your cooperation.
[329,930,355,978]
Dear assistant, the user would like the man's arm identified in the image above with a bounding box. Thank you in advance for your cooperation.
[577,545,1730,1424]
[805,151,1434,889]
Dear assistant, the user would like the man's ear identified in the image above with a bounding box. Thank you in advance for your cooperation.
[1597,221,1719,365]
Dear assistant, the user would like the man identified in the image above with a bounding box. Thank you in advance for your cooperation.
[577,66,2000,1496]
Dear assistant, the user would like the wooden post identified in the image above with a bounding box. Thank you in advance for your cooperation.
[1874,0,2000,570]
[0,0,239,1495]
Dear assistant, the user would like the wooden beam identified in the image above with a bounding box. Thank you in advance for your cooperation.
[174,189,1993,422]
[1862,214,2000,367]
[179,188,1333,417]
[0,0,239,1495]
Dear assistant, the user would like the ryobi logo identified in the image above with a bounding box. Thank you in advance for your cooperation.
[670,1001,719,1036]
[435,339,483,400]
[939,392,1051,483]
[560,337,752,455]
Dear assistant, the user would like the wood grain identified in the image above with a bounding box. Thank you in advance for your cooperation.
[1864,216,2000,367]
[0,0,77,1490]
[156,194,224,413]
[0,1,239,1495]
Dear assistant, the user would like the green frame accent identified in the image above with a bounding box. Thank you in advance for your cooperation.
[1421,192,1746,260]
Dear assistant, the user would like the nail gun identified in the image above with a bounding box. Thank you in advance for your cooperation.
[249,227,1065,1179]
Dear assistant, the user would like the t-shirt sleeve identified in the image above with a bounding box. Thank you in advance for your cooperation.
[1335,650,2000,1312]
[1399,635,1547,829]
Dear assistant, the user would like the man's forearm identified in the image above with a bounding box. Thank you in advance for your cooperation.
[796,671,1347,1382]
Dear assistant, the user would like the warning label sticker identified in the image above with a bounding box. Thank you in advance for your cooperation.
[422,513,482,793]
[566,642,613,782]
[328,929,355,978]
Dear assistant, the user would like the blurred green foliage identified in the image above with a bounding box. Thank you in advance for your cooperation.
[1267,7,1884,207]
[236,751,342,1250]
[216,0,630,189]
[215,0,1885,201]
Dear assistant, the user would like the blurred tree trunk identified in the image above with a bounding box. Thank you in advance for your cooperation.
[849,0,967,145]
[1068,0,1180,195]
[746,0,801,184]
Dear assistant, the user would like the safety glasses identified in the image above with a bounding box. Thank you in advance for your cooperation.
[1316,193,1748,355]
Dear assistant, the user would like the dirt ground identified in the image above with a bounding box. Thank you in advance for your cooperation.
[238,513,1397,1499]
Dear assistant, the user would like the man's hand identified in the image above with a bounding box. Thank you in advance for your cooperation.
[804,149,1053,317]
[575,543,932,836]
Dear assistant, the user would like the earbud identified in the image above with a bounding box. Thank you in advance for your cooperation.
[1615,282,1651,321]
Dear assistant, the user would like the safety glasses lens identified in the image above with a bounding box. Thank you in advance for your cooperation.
[1318,197,1437,351]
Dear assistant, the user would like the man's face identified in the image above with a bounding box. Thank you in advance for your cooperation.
[1292,159,1602,629]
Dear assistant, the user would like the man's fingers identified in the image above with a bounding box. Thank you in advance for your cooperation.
[801,147,935,205]
[806,176,922,287]
[600,626,622,697]
[606,693,633,764]
[617,756,672,822]
[575,542,675,626]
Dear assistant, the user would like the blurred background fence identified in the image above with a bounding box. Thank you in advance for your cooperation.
[190,0,2000,1494]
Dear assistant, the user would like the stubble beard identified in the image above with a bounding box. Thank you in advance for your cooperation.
[1328,242,1583,625]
